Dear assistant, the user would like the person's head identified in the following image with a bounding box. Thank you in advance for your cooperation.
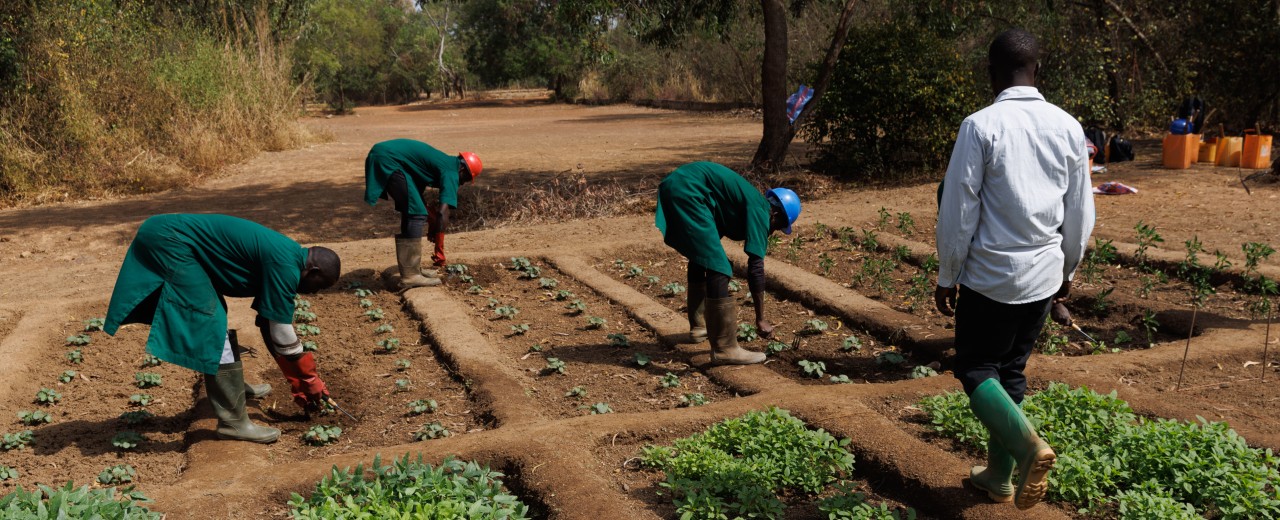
[298,246,341,294]
[766,188,801,234]
[458,152,483,185]
[988,28,1040,96]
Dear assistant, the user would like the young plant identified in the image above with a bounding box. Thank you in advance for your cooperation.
[82,317,106,332]
[66,334,92,346]
[302,425,342,446]
[359,298,374,308]
[818,253,835,276]
[896,211,916,236]
[607,333,629,347]
[519,265,541,279]
[509,323,531,335]
[17,410,52,425]
[302,340,319,352]
[378,337,401,352]
[910,365,939,378]
[893,245,912,264]
[1134,221,1164,270]
[841,335,863,352]
[466,285,483,294]
[0,466,16,481]
[373,324,394,334]
[860,230,880,252]
[798,360,827,378]
[736,323,759,342]
[553,289,575,301]
[527,344,543,353]
[364,308,385,321]
[394,379,411,392]
[294,308,317,323]
[662,282,687,296]
[660,372,681,388]
[1114,330,1133,346]
[921,253,939,274]
[544,357,567,375]
[1138,309,1160,347]
[584,316,606,329]
[766,234,782,255]
[646,275,661,285]
[2,431,34,451]
[1081,238,1118,283]
[876,207,891,230]
[1090,287,1115,314]
[631,352,651,366]
[97,464,136,485]
[493,305,519,319]
[111,431,145,450]
[354,288,373,297]
[129,393,153,407]
[35,387,61,405]
[395,359,411,371]
[446,263,470,276]
[509,257,532,272]
[765,341,789,355]
[119,410,154,425]
[803,319,829,335]
[565,299,587,314]
[140,354,162,368]
[565,386,588,398]
[538,277,558,289]
[413,422,451,440]
[65,349,83,364]
[680,393,709,407]
[407,399,438,415]
[58,370,77,383]
[134,372,162,388]
[296,324,322,336]
[830,375,852,384]
[728,280,743,292]
[875,351,906,366]
[588,402,613,414]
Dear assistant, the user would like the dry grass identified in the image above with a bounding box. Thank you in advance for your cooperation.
[451,174,655,232]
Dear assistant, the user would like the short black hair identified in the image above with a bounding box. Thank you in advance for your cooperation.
[989,28,1039,76]
[307,246,341,282]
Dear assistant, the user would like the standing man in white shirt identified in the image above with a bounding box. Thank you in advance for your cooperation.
[935,28,1095,510]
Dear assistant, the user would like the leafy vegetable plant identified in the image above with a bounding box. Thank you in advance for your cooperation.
[659,372,680,388]
[111,431,145,450]
[544,358,566,375]
[58,370,77,383]
[18,410,52,425]
[373,324,394,334]
[35,388,61,405]
[736,323,759,342]
[302,340,319,352]
[413,422,451,441]
[395,359,411,371]
[565,299,587,314]
[553,290,574,301]
[303,425,342,446]
[798,360,826,378]
[394,379,411,392]
[840,335,863,352]
[680,393,708,407]
[134,372,162,388]
[378,337,401,352]
[509,323,530,335]
[364,308,385,321]
[538,277,558,289]
[803,319,829,335]
[97,464,136,485]
[633,352,650,366]
[910,365,938,378]
[296,324,321,336]
[140,354,162,368]
[2,430,34,451]
[588,403,613,414]
[129,394,153,407]
[65,349,83,364]
[407,399,438,416]
[0,482,159,518]
[565,386,587,398]
[119,410,154,426]
[0,466,16,481]
[494,305,519,319]
[584,316,605,329]
[662,282,686,296]
[83,317,106,332]
[830,375,852,384]
[765,341,789,355]
[875,351,906,366]
[607,333,629,347]
[66,334,92,346]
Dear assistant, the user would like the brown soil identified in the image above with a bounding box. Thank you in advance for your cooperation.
[595,248,922,385]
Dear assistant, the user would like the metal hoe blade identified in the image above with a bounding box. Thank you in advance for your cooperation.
[325,398,359,422]
[1071,323,1098,345]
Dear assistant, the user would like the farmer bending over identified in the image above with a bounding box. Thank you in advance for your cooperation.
[655,161,800,365]
[364,139,482,289]
[105,214,341,444]
[935,29,1095,509]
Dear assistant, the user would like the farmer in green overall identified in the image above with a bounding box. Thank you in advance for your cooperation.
[655,162,801,365]
[364,139,482,289]
[104,214,342,444]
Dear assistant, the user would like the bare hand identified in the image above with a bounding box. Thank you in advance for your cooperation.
[934,285,958,317]
[756,319,775,339]
[1050,301,1073,326]
[1054,279,1072,303]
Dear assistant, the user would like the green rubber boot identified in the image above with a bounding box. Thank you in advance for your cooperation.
[205,361,280,444]
[245,382,272,399]
[394,236,441,290]
[687,283,707,343]
[970,433,1016,502]
[705,297,765,365]
[969,379,1055,509]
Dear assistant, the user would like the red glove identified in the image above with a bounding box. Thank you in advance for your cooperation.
[271,351,329,411]
[430,231,446,267]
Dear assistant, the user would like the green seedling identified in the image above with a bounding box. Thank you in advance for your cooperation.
[395,359,411,371]
[17,410,52,425]
[82,317,106,332]
[613,259,627,268]
[295,297,311,310]
[58,370,77,383]
[565,386,587,398]
[494,305,519,319]
[111,431,145,450]
[765,341,788,355]
[922,253,939,274]
[680,393,709,407]
[527,344,543,353]
[354,288,373,297]
[294,308,317,323]
[1114,330,1133,345]
[65,349,83,364]
[896,211,916,236]
[818,253,835,276]
[539,277,558,289]
[910,365,939,378]
[66,334,92,346]
[446,263,470,275]
[302,425,341,446]
[766,234,782,255]
[359,298,374,308]
[565,300,587,314]
[35,388,61,405]
[860,229,880,252]
[140,354,162,367]
[378,337,401,352]
[407,399,438,415]
[3,431,34,451]
[97,464,136,485]
[544,357,566,375]
[373,324,394,334]
[633,352,651,368]
[646,275,661,285]
[607,333,629,347]
[413,422,451,440]
[877,207,891,230]
[728,280,743,292]
[876,351,907,366]
[296,324,322,336]
[841,335,863,352]
[302,340,319,352]
[466,285,484,294]
[798,360,826,378]
[625,264,644,278]
[0,466,17,481]
[803,319,829,335]
[585,316,605,329]
[588,402,613,415]
[660,372,681,388]
[342,281,362,290]
[129,394,153,407]
[553,290,574,301]
[510,323,530,335]
[1139,309,1160,347]
[1091,287,1115,314]
[662,282,686,296]
[394,379,411,392]
[119,410,154,425]
[736,323,759,342]
[830,375,852,384]
[510,257,532,271]
[520,265,542,279]
[134,372,162,388]
[893,245,912,264]
[364,308,385,321]
[1134,221,1164,270]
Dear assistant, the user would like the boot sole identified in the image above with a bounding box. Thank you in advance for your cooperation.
[1015,448,1057,510]
[216,429,280,444]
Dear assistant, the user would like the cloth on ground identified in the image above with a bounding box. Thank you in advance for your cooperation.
[1093,181,1137,195]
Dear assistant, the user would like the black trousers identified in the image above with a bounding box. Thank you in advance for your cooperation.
[687,261,730,298]
[952,285,1051,404]
[384,171,427,238]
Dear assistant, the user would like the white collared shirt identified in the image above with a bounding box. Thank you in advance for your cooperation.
[936,86,1096,304]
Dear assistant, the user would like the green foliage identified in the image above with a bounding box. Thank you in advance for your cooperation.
[134,372,162,389]
[910,365,938,379]
[625,264,644,278]
[140,354,162,368]
[736,323,759,342]
[662,282,686,296]
[414,422,451,441]
[803,319,829,335]
[544,357,566,375]
[728,280,743,293]
[565,386,587,398]
[66,334,91,346]
[290,455,529,519]
[509,323,530,336]
[364,308,385,321]
[875,351,906,366]
[35,388,60,405]
[58,370,76,383]
[97,465,136,486]
[395,359,411,371]
[0,482,158,519]
[2,430,33,451]
[119,410,153,426]
[817,483,917,519]
[373,324,394,334]
[798,360,826,378]
[303,425,342,446]
[660,372,681,388]
[895,212,916,237]
[354,289,374,298]
[565,299,587,314]
[0,466,16,481]
[829,375,852,384]
[129,394,153,407]
[407,399,438,416]
[640,408,854,519]
[494,305,519,319]
[394,379,411,392]
[302,340,319,352]
[680,393,709,407]
[921,383,1280,517]
[17,410,51,426]
[111,431,145,451]
[584,316,605,329]
[587,402,613,415]
[538,277,558,289]
[840,335,863,352]
[633,352,650,367]
[553,290,575,301]
[65,349,83,364]
[82,317,106,332]
[765,341,789,355]
[296,324,322,336]
[804,18,982,175]
[378,337,401,352]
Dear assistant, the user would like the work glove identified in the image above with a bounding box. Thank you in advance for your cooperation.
[271,351,330,412]
[429,231,446,267]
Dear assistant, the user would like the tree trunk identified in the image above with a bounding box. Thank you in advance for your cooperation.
[750,0,859,171]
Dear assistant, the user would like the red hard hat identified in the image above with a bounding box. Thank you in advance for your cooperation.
[459,152,482,179]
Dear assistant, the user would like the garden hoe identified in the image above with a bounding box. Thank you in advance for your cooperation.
[1052,302,1097,344]
[325,397,359,422]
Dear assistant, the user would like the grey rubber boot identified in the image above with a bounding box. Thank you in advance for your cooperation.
[969,378,1056,509]
[205,361,280,443]
[970,433,1016,503]
[705,297,766,365]
[687,283,708,343]
[394,236,441,289]
[245,382,272,399]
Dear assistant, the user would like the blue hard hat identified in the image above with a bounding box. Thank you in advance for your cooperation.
[766,188,802,235]
[1170,118,1191,135]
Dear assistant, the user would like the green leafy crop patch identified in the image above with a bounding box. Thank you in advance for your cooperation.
[0,482,159,519]
[289,455,530,519]
[919,383,1280,518]
[639,407,854,518]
